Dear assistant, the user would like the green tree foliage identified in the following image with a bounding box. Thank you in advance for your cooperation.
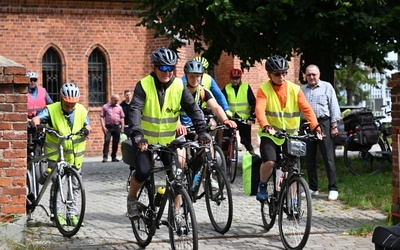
[135,0,400,84]
[334,57,376,105]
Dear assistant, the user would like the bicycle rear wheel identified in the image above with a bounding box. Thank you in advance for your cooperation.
[168,187,198,250]
[343,136,388,176]
[278,175,311,250]
[131,180,154,247]
[226,137,238,183]
[52,167,86,237]
[261,176,277,231]
[205,164,233,234]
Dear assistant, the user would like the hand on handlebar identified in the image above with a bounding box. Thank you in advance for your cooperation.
[315,130,324,140]
[198,132,212,145]
[134,135,148,152]
[79,127,90,137]
[176,123,187,136]
[223,119,237,128]
[262,125,275,135]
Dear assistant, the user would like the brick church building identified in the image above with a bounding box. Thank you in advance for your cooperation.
[0,0,301,157]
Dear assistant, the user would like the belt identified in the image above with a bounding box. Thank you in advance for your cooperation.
[106,124,120,127]
[317,116,330,122]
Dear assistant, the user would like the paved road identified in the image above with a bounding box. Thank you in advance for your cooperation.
[24,155,386,250]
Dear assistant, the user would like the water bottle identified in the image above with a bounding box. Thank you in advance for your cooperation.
[191,173,200,191]
[154,186,165,207]
[275,168,284,192]
[38,167,52,185]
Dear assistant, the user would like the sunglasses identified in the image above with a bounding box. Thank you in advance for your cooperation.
[272,72,288,77]
[30,78,38,82]
[158,65,175,72]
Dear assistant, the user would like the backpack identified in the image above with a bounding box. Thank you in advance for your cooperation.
[372,224,400,250]
[242,152,262,196]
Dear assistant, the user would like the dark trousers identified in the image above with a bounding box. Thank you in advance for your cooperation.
[103,125,121,159]
[304,119,338,191]
[222,121,254,152]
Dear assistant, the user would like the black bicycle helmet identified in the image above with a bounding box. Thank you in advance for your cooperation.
[184,60,204,74]
[265,55,289,72]
[151,47,178,66]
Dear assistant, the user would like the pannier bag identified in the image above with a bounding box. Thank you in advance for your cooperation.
[353,124,380,147]
[242,152,262,196]
[372,224,400,250]
[343,108,374,132]
[121,140,135,166]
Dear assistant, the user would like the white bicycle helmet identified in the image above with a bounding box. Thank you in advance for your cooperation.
[27,72,38,79]
[60,83,80,103]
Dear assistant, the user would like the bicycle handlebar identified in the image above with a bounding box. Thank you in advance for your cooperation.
[36,124,84,140]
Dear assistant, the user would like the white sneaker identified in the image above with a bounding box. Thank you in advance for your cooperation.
[328,190,339,201]
[301,190,319,198]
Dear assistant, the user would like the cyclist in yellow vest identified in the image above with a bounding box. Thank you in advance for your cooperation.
[127,48,210,220]
[222,68,256,153]
[31,83,91,226]
[255,55,322,202]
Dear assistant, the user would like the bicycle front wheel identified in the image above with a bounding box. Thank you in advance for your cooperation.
[278,175,312,250]
[52,167,86,238]
[168,187,198,250]
[205,164,233,234]
[226,137,238,183]
[213,145,227,174]
[343,136,388,176]
[261,176,277,231]
[131,180,154,247]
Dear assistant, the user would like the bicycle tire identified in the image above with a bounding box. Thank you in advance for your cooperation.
[52,167,86,238]
[261,175,277,231]
[131,180,154,247]
[168,186,199,250]
[226,137,238,183]
[26,170,36,213]
[213,145,227,173]
[205,163,233,234]
[278,175,312,250]
[343,136,388,176]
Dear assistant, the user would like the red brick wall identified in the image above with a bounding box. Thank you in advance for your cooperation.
[388,72,400,222]
[0,57,28,220]
[0,0,299,156]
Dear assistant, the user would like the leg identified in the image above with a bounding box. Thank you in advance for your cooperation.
[102,129,112,160]
[257,137,278,201]
[111,127,120,160]
[238,122,254,153]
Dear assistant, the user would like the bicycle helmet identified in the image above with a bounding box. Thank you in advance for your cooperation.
[151,47,178,66]
[27,72,38,79]
[265,55,289,72]
[60,83,80,103]
[193,56,209,70]
[184,60,204,74]
[230,68,242,78]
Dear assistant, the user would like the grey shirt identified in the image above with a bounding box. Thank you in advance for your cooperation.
[301,80,341,123]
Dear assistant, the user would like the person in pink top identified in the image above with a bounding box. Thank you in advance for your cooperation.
[27,71,53,118]
[100,94,125,162]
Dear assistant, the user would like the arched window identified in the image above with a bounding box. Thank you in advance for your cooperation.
[88,48,106,107]
[42,48,62,102]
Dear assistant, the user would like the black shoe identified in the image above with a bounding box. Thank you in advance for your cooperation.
[112,158,119,162]
[102,157,107,163]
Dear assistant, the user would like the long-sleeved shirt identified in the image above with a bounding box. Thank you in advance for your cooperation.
[301,80,341,124]
[255,80,319,130]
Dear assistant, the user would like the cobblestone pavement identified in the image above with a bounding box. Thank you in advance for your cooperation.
[24,155,386,250]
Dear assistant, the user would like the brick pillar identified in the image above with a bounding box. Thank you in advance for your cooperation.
[0,56,28,221]
[388,72,400,223]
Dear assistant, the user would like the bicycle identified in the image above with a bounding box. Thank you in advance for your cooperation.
[343,115,392,176]
[123,137,199,249]
[181,134,233,234]
[26,126,86,237]
[261,123,318,250]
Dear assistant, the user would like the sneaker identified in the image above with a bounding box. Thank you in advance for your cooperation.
[176,213,186,229]
[102,157,107,163]
[112,158,120,162]
[68,215,79,226]
[328,190,339,201]
[127,197,139,220]
[210,178,219,190]
[301,189,319,198]
[256,182,268,202]
[51,213,67,226]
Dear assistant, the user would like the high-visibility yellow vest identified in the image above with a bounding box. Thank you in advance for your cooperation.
[200,74,212,109]
[225,82,251,120]
[258,81,300,145]
[45,102,87,169]
[141,75,183,145]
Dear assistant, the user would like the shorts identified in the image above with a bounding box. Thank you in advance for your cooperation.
[259,136,281,162]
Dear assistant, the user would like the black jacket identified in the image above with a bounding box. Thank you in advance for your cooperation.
[129,72,207,138]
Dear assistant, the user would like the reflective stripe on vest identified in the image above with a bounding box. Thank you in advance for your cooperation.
[141,75,183,145]
[27,87,47,116]
[225,82,251,120]
[45,102,87,169]
[257,81,300,145]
